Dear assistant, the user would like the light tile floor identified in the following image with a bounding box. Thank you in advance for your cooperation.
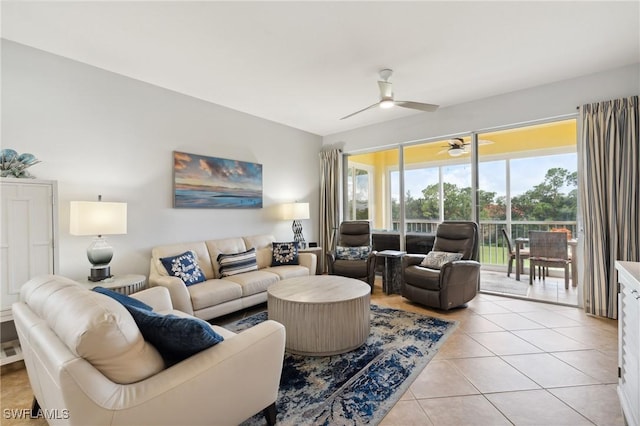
[372,279,623,426]
[1,277,622,426]
[480,269,580,306]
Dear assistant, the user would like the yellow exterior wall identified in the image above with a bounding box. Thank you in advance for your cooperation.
[347,119,577,228]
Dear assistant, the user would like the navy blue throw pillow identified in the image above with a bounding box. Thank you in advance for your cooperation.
[93,286,153,311]
[271,242,299,266]
[125,306,224,366]
[159,250,206,286]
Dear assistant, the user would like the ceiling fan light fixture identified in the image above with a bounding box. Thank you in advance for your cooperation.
[448,147,465,157]
[379,99,394,109]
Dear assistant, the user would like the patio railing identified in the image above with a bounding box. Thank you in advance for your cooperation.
[391,219,577,266]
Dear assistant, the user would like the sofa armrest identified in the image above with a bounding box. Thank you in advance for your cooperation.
[130,286,173,311]
[147,275,194,316]
[62,320,286,425]
[326,251,337,274]
[440,260,481,289]
[298,252,317,275]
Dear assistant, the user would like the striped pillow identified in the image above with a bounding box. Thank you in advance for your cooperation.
[217,248,258,277]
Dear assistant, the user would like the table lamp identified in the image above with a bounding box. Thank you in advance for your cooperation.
[70,196,127,281]
[281,202,310,248]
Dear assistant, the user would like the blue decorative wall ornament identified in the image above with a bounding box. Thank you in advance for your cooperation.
[0,149,41,178]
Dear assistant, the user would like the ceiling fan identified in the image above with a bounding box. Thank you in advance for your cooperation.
[340,69,439,120]
[437,138,494,157]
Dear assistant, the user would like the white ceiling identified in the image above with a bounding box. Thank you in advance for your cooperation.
[2,1,639,136]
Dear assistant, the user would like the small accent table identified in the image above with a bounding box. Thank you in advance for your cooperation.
[299,246,323,275]
[79,274,147,295]
[376,250,406,295]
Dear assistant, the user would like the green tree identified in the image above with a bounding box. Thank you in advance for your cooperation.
[391,166,575,223]
[420,184,440,219]
[511,168,577,221]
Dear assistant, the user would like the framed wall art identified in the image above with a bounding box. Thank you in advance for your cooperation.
[173,151,263,208]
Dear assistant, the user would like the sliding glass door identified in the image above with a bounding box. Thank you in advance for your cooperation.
[475,119,578,303]
[344,117,578,305]
[401,138,473,234]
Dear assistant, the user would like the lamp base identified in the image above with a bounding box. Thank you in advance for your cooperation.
[88,265,112,282]
[292,220,306,249]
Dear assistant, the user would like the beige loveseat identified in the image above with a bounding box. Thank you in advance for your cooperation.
[149,234,316,320]
[13,275,285,426]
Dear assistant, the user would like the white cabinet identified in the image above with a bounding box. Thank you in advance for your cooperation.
[617,261,640,426]
[1,178,58,322]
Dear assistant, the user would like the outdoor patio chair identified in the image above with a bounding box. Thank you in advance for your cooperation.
[528,231,571,289]
[502,228,530,278]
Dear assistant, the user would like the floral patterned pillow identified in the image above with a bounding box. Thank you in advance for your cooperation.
[335,245,371,260]
[419,251,463,269]
[159,250,206,286]
[271,242,299,266]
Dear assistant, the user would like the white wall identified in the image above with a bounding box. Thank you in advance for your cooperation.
[323,63,640,152]
[2,40,323,280]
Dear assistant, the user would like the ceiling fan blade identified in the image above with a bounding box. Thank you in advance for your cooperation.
[437,148,449,155]
[478,139,494,145]
[396,101,439,112]
[340,102,380,120]
[378,81,393,98]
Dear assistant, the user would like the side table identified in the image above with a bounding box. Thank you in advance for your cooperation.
[299,247,323,275]
[376,250,406,295]
[79,274,147,295]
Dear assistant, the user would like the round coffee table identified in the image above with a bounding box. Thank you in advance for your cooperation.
[267,275,371,356]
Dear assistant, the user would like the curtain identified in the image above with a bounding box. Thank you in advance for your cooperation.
[319,147,341,273]
[579,96,639,318]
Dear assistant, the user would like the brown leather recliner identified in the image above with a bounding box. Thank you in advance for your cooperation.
[402,221,480,310]
[326,221,376,291]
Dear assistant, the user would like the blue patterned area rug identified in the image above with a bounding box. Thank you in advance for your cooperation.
[225,304,458,425]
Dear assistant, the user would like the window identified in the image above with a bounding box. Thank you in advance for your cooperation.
[346,163,373,221]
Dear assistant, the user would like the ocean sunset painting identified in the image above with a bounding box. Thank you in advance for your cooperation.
[173,151,263,208]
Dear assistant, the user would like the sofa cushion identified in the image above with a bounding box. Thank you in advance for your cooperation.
[243,234,276,250]
[254,247,274,269]
[206,238,248,278]
[420,251,463,269]
[92,286,153,311]
[126,306,224,366]
[271,242,299,266]
[336,245,371,260]
[404,265,441,291]
[152,241,214,280]
[20,275,164,384]
[188,279,243,311]
[160,250,207,286]
[221,270,279,297]
[217,248,258,277]
[243,234,276,268]
[332,259,368,278]
[264,265,310,280]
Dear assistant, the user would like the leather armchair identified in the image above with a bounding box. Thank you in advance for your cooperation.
[326,221,376,290]
[402,221,480,310]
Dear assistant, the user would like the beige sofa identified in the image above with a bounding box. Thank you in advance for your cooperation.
[13,275,285,426]
[149,234,316,320]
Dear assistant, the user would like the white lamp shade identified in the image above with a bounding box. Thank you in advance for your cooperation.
[70,201,127,236]
[281,202,310,220]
